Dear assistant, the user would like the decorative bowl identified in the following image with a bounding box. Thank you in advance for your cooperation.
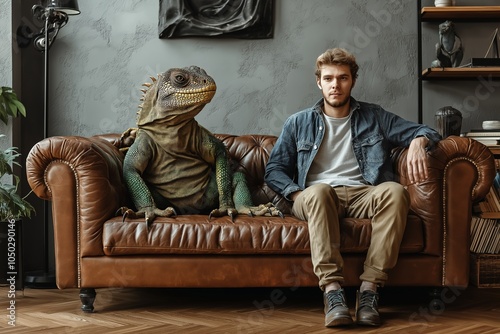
[482,120,500,130]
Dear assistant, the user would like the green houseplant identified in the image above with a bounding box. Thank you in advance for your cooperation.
[0,86,34,221]
[0,86,26,125]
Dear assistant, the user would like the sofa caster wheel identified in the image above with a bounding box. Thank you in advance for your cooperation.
[79,288,96,313]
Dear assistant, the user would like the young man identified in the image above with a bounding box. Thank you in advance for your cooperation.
[264,48,441,327]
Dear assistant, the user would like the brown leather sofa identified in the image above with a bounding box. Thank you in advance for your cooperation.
[26,133,495,312]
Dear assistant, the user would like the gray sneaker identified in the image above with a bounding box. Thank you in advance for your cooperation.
[323,288,354,327]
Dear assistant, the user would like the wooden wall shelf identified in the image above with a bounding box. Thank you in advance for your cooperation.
[422,67,500,79]
[417,3,500,122]
[421,6,500,21]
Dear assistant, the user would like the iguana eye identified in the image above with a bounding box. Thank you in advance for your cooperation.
[171,72,189,87]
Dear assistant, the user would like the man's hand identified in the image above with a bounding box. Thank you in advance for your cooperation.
[407,137,429,184]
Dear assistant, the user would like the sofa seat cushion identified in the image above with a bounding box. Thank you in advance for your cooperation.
[102,214,424,255]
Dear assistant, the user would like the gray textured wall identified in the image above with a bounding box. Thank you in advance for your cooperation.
[6,0,500,139]
[0,0,12,150]
[48,0,420,137]
[0,0,11,86]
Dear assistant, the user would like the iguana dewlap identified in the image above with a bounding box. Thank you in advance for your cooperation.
[119,66,281,228]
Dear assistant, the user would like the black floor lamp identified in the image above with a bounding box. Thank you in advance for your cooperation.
[17,0,80,287]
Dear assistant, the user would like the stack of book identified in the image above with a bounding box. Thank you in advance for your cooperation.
[472,172,500,254]
[475,169,500,216]
[464,129,500,149]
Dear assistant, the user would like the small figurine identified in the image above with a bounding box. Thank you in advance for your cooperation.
[431,20,464,68]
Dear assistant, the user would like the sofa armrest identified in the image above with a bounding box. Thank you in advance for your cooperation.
[392,135,495,286]
[26,136,127,288]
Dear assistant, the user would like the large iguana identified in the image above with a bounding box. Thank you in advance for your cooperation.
[118,66,281,229]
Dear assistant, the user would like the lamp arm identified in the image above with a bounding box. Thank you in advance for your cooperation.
[34,9,68,52]
[34,23,64,51]
[18,6,69,52]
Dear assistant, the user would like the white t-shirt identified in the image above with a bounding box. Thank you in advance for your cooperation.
[306,112,366,187]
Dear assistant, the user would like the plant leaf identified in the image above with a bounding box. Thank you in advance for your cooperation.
[4,98,14,117]
[11,99,26,117]
[0,109,7,125]
[8,100,19,117]
[0,86,27,125]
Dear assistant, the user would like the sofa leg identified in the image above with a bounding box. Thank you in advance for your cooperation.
[428,288,444,312]
[79,288,96,313]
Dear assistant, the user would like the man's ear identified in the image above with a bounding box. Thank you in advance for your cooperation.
[316,78,322,90]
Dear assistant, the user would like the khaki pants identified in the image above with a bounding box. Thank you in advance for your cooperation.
[292,182,409,289]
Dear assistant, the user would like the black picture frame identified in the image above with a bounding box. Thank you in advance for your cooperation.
[158,0,274,39]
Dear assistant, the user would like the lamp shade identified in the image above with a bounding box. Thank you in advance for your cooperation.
[42,0,80,15]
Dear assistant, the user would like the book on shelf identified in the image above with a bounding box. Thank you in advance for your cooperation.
[470,138,500,146]
[487,188,500,211]
[471,216,485,252]
[474,168,500,218]
[497,231,500,254]
[465,129,500,137]
[487,146,500,152]
[470,216,500,254]
[476,139,500,146]
[475,190,500,214]
[464,130,500,147]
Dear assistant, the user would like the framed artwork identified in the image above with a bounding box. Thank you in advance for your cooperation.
[158,0,274,39]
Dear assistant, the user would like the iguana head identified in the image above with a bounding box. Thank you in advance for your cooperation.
[137,66,216,126]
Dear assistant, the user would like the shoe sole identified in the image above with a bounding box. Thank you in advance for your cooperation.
[356,319,381,326]
[325,316,354,327]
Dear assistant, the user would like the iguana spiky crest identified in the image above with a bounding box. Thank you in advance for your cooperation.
[137,66,216,126]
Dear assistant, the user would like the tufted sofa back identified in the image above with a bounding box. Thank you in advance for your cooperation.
[215,134,292,213]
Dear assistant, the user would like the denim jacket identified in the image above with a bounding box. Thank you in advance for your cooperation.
[264,98,442,200]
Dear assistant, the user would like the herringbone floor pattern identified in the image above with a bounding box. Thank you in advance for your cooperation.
[0,286,499,333]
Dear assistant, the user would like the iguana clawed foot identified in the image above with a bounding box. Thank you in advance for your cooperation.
[116,206,177,231]
[239,202,284,218]
[118,127,138,152]
[208,202,283,221]
[208,206,238,221]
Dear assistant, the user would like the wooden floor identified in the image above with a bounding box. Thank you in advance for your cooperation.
[0,285,499,333]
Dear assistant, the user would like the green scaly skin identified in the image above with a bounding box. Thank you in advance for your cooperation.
[118,66,281,229]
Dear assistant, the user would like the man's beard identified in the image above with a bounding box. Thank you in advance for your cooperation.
[324,94,350,108]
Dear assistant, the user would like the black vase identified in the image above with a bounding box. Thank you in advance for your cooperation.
[435,106,462,138]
